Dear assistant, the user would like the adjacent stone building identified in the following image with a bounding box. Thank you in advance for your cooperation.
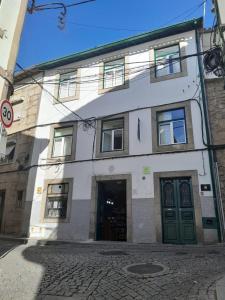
[0,82,42,235]
[205,78,225,218]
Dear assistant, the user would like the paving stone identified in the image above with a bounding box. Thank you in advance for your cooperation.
[0,241,225,299]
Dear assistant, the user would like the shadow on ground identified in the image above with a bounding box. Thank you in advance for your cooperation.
[22,242,225,300]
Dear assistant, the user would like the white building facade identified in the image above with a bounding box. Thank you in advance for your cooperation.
[24,18,220,244]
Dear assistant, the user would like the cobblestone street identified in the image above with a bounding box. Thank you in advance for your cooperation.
[0,240,225,299]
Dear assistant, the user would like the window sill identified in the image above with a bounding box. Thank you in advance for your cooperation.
[47,156,72,162]
[153,143,194,153]
[0,160,14,166]
[150,68,188,83]
[98,81,129,94]
[96,149,129,158]
[42,217,70,223]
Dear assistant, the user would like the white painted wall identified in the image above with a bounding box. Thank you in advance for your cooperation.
[26,29,217,241]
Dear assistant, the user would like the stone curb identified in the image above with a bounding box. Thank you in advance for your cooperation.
[0,235,27,244]
[216,275,225,300]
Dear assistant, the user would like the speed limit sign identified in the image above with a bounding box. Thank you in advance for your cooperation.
[0,100,14,128]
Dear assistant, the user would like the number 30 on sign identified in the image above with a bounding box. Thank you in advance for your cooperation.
[0,100,14,128]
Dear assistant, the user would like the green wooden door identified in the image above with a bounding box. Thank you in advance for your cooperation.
[161,178,196,244]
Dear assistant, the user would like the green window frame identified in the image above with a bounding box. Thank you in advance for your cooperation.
[157,108,187,146]
[103,58,125,89]
[52,127,73,158]
[155,44,182,77]
[58,72,77,99]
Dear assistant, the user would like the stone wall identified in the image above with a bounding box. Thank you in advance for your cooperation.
[0,84,42,236]
[205,78,225,214]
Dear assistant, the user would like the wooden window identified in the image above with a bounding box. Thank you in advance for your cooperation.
[45,183,69,218]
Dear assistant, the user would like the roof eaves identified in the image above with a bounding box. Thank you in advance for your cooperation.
[15,17,203,80]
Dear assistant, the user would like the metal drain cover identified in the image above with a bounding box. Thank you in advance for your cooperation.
[99,250,128,256]
[207,250,220,255]
[123,262,167,277]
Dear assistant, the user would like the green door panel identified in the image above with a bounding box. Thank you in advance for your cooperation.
[161,177,197,244]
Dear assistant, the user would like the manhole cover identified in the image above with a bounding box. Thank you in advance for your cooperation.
[123,262,167,277]
[207,250,220,255]
[99,250,128,256]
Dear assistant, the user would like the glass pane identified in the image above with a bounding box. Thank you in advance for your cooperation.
[158,111,173,122]
[179,182,192,208]
[155,45,180,59]
[113,129,123,150]
[52,137,62,157]
[159,123,171,145]
[115,68,124,86]
[63,136,72,156]
[47,209,56,217]
[172,60,181,74]
[59,72,77,98]
[173,120,186,144]
[156,64,170,77]
[54,127,73,137]
[104,71,114,88]
[59,82,69,98]
[155,45,180,76]
[104,59,124,70]
[68,77,76,97]
[158,109,184,122]
[102,131,112,152]
[163,182,175,207]
[102,119,124,130]
[171,109,184,120]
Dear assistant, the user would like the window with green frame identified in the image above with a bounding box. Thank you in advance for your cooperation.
[52,127,73,157]
[103,58,125,89]
[155,44,181,77]
[101,118,124,152]
[58,72,77,99]
[157,108,186,145]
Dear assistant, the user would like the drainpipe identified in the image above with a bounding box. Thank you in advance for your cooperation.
[195,28,224,242]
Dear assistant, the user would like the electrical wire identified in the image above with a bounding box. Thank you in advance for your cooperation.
[15,50,206,87]
[16,62,96,128]
[161,0,207,27]
[28,0,95,12]
[35,0,206,33]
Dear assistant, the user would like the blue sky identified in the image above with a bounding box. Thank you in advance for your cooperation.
[17,0,214,69]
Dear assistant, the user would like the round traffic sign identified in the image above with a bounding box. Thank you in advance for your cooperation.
[0,100,14,128]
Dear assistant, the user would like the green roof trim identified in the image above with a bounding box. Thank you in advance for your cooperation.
[16,17,203,79]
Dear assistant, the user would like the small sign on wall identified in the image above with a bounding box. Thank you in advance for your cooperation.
[36,187,42,194]
[143,166,151,175]
[201,184,211,192]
